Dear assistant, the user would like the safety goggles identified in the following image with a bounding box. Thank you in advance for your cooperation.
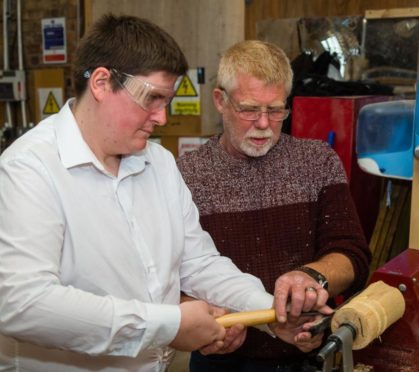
[111,68,176,112]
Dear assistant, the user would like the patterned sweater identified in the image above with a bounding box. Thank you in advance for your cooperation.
[177,133,371,360]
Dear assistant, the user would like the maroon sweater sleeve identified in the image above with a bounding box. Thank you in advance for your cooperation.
[315,182,371,295]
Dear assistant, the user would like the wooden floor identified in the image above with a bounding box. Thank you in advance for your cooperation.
[168,351,190,372]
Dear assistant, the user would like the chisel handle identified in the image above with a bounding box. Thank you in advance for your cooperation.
[215,308,323,328]
[216,309,276,328]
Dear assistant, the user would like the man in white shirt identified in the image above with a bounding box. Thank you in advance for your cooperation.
[0,14,326,372]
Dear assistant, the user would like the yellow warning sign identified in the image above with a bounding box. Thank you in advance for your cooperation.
[43,91,60,115]
[170,69,200,115]
[175,75,198,97]
[171,101,200,115]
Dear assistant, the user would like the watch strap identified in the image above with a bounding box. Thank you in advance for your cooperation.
[295,266,329,290]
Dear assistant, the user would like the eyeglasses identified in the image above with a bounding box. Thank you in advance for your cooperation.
[111,69,176,112]
[221,89,289,122]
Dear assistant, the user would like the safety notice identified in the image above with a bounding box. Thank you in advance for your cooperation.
[42,17,67,64]
[170,69,200,115]
[38,88,63,119]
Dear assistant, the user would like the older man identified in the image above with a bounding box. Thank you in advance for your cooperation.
[177,40,371,372]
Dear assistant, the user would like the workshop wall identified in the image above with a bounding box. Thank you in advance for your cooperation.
[245,0,419,39]
[20,0,79,69]
[0,0,80,126]
[0,0,418,135]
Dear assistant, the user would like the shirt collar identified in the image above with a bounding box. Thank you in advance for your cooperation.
[54,99,151,175]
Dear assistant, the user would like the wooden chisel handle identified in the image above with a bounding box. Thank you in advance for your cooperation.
[215,308,324,328]
[216,309,276,328]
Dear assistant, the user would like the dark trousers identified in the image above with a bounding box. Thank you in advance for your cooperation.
[189,351,320,372]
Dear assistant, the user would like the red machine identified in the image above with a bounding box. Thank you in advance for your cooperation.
[353,248,419,371]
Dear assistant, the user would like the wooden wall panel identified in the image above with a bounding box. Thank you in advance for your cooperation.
[86,0,244,135]
[245,0,419,39]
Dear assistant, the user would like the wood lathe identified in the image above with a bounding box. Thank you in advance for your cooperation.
[215,279,409,372]
[317,280,407,372]
[352,249,418,371]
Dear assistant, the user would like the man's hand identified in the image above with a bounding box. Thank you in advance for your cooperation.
[196,304,247,355]
[274,270,332,323]
[170,300,247,354]
[269,315,324,352]
[169,300,226,351]
[199,323,247,355]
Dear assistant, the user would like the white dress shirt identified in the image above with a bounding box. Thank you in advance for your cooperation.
[0,100,274,371]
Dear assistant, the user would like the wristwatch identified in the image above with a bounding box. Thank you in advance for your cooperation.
[295,266,329,290]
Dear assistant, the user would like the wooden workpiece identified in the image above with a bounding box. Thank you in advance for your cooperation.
[331,281,405,349]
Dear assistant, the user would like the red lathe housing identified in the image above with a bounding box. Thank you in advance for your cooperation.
[354,248,419,371]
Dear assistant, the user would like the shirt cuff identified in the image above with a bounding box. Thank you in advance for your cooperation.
[143,303,181,349]
[110,300,181,357]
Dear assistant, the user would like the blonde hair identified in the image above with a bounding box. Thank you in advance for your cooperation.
[217,40,293,96]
